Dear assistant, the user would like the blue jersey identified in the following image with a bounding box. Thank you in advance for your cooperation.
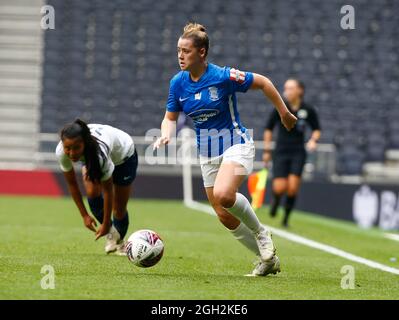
[166,63,254,157]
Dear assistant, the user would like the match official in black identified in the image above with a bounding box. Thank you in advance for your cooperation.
[263,79,321,227]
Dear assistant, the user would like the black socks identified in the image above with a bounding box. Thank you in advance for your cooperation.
[283,196,297,227]
[269,193,281,218]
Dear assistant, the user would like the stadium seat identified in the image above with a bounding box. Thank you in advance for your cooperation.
[40,0,399,174]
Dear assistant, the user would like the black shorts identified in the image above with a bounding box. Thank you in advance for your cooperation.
[112,150,138,186]
[272,149,306,178]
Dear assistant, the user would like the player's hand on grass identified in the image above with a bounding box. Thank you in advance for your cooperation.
[153,136,170,150]
[83,215,97,232]
[95,223,110,240]
[281,111,297,131]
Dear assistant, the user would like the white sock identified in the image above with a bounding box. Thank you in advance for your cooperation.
[231,223,260,255]
[224,193,262,234]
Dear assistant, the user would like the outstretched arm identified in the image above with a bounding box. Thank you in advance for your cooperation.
[263,129,273,164]
[63,169,97,232]
[307,130,321,151]
[250,73,297,131]
[263,129,273,152]
[153,111,179,149]
[95,177,113,240]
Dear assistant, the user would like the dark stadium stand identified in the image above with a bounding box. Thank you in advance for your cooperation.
[40,0,399,175]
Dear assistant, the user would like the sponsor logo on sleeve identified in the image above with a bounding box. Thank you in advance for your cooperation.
[229,68,246,83]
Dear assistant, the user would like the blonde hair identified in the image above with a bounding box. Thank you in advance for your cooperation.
[181,23,209,57]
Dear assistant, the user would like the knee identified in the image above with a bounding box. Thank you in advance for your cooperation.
[273,181,287,195]
[273,189,285,197]
[287,188,298,197]
[273,186,286,196]
[213,189,236,208]
[287,183,300,197]
[86,188,101,199]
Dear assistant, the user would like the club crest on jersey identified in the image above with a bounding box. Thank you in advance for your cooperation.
[229,68,246,83]
[297,109,308,119]
[208,87,219,101]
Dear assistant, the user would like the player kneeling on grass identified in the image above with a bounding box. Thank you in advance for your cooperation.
[154,23,297,276]
[56,119,138,255]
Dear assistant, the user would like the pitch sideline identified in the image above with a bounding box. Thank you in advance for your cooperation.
[185,200,399,276]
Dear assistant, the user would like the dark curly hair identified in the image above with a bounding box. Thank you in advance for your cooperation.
[60,119,108,183]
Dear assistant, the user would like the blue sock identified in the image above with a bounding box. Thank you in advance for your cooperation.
[87,196,104,224]
[112,212,129,240]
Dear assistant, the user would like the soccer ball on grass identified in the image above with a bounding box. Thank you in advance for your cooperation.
[126,229,164,268]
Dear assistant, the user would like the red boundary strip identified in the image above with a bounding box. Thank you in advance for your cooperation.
[0,170,63,197]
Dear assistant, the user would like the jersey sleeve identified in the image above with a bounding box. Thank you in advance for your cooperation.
[308,107,321,131]
[265,109,279,130]
[166,77,182,112]
[55,142,73,172]
[224,67,254,93]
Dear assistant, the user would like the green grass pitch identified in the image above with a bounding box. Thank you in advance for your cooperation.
[1,195,398,299]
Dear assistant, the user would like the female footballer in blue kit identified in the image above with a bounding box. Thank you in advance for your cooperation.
[56,119,138,255]
[154,23,297,276]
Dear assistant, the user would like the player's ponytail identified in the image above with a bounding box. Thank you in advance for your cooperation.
[181,22,209,57]
[60,119,107,183]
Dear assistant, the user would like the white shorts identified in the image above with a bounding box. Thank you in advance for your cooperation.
[200,142,255,188]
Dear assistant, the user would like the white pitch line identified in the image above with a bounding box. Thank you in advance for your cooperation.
[186,201,399,276]
[268,226,399,275]
[184,200,216,216]
[384,233,399,242]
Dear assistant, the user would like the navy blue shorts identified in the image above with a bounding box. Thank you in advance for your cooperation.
[112,150,138,186]
[272,149,307,178]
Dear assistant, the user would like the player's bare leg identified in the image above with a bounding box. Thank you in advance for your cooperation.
[82,166,104,223]
[82,167,117,253]
[283,175,301,227]
[270,178,287,218]
[212,161,279,275]
[112,184,132,255]
[206,185,279,276]
[206,187,261,256]
[82,167,130,254]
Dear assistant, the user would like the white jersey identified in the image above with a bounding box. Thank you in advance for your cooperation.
[55,124,135,181]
